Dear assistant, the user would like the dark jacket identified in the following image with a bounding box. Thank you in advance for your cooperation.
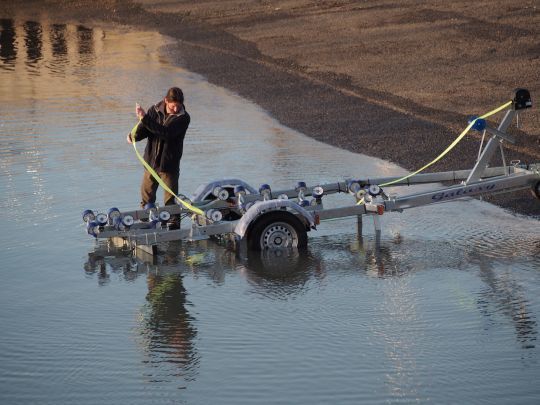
[134,101,190,173]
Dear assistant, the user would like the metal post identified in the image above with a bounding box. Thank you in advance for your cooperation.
[466,110,516,184]
[372,215,381,238]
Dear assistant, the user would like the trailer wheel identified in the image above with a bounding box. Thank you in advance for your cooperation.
[532,181,540,200]
[247,211,308,251]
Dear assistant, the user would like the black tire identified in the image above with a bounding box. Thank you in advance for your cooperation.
[247,211,308,251]
[532,181,540,200]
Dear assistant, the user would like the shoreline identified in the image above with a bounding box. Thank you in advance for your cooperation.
[3,0,539,217]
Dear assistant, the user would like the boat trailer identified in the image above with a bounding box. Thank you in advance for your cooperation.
[83,89,539,255]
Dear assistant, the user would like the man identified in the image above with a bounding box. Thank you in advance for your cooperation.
[127,87,190,228]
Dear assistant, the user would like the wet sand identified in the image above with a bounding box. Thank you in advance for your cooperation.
[3,0,540,215]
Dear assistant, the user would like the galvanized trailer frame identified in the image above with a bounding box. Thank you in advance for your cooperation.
[83,90,539,255]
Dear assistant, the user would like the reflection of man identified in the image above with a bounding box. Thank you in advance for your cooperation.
[143,272,197,379]
[127,87,190,229]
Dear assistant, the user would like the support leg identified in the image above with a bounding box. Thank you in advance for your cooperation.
[372,215,381,243]
[357,215,363,238]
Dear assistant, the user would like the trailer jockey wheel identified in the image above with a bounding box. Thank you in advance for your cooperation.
[532,181,540,200]
[247,211,308,251]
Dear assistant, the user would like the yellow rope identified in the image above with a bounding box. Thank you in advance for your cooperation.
[356,100,512,205]
[377,101,512,188]
[379,101,512,187]
[130,122,204,216]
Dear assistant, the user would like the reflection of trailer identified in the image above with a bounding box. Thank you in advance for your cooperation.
[83,89,539,255]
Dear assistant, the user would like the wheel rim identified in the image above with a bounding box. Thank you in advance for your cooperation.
[260,221,299,249]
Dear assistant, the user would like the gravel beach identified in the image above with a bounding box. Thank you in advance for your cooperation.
[3,0,539,215]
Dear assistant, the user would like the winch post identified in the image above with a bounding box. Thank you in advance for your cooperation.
[466,109,516,184]
[466,88,531,184]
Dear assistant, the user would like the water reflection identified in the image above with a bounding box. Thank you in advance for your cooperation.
[241,249,326,299]
[350,236,401,277]
[84,234,539,353]
[49,24,68,75]
[84,249,138,286]
[76,25,94,61]
[0,19,95,75]
[24,21,42,71]
[140,271,198,382]
[0,18,17,69]
[51,24,67,56]
[474,255,537,350]
[84,244,199,383]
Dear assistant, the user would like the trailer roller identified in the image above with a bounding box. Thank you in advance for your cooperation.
[213,187,229,201]
[113,214,134,231]
[158,210,171,223]
[86,221,100,238]
[95,213,108,226]
[259,184,272,201]
[311,186,324,206]
[107,207,121,225]
[206,209,223,222]
[368,184,382,197]
[82,209,95,223]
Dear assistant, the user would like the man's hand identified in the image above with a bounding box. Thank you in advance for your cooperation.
[136,103,146,120]
[126,132,133,144]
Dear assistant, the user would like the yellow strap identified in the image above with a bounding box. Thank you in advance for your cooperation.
[130,122,204,216]
[378,100,513,188]
[356,100,513,205]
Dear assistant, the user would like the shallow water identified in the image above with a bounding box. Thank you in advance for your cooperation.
[1,18,539,404]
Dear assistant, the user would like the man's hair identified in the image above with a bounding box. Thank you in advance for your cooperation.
[165,87,184,104]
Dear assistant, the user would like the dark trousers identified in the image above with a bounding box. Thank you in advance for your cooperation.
[140,169,179,208]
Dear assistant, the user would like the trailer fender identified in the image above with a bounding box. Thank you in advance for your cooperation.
[234,200,315,239]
